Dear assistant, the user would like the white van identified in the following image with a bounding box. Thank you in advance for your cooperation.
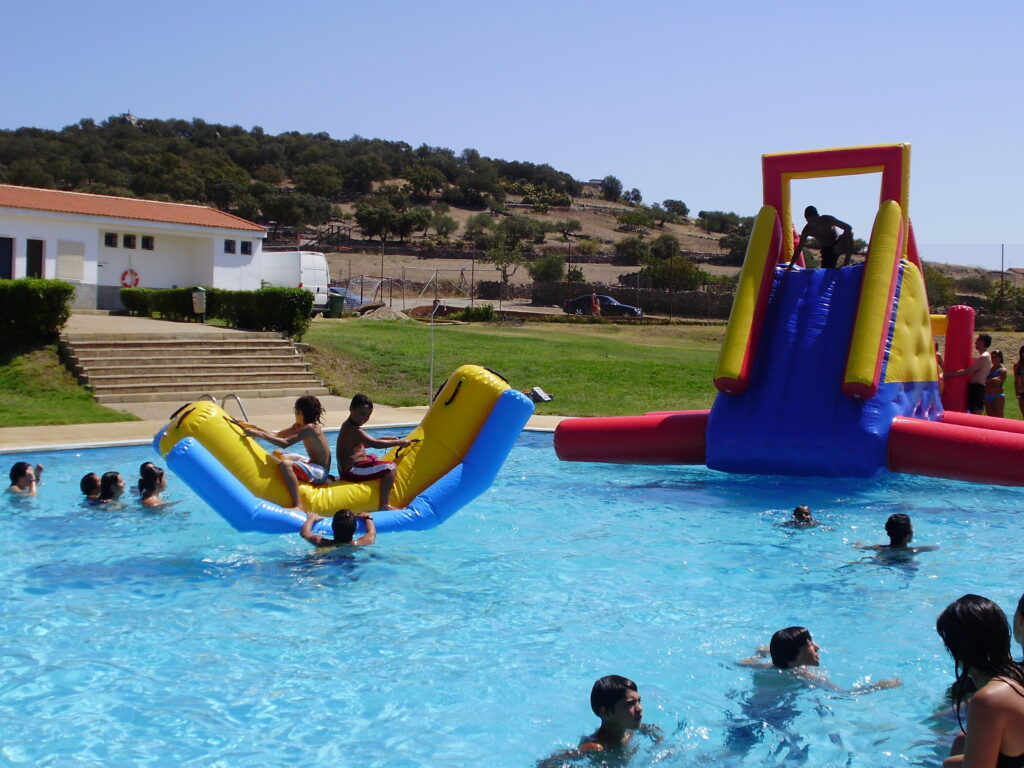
[259,250,330,313]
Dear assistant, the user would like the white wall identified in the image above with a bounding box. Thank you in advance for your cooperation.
[212,237,263,291]
[0,210,99,283]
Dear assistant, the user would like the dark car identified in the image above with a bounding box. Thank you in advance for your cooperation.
[563,294,643,318]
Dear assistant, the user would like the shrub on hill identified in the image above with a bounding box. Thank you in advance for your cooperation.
[0,278,73,348]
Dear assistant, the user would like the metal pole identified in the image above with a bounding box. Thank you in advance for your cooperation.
[470,254,475,308]
[1001,243,1006,318]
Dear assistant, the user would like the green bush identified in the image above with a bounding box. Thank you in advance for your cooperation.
[0,278,74,348]
[120,286,312,339]
[456,304,496,322]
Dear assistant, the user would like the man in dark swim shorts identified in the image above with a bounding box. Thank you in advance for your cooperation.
[947,334,992,415]
[787,206,855,269]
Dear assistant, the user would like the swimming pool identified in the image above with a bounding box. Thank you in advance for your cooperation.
[2,431,1022,767]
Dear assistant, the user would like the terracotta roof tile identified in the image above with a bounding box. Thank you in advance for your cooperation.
[0,184,265,232]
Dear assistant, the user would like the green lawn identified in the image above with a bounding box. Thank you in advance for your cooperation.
[0,347,137,427]
[305,319,725,416]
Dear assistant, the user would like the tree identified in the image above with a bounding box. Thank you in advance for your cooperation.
[463,212,493,247]
[663,199,689,218]
[985,279,1024,316]
[527,253,565,282]
[922,264,956,309]
[639,254,709,290]
[600,175,623,202]
[650,233,681,261]
[614,236,650,265]
[354,198,398,245]
[627,188,642,205]
[718,216,755,266]
[617,210,655,231]
[431,213,458,237]
[485,241,523,285]
[393,206,431,241]
[697,210,742,233]
[293,163,343,198]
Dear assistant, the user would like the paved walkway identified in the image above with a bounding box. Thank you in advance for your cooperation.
[0,313,564,453]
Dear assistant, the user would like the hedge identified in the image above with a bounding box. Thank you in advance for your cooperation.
[121,286,312,339]
[0,278,74,349]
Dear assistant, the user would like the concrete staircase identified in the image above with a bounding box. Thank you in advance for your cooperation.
[60,331,331,405]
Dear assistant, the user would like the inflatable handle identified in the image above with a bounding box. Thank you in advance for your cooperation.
[714,205,782,394]
[842,200,904,399]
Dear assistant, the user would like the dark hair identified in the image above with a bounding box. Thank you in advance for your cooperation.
[770,626,812,668]
[99,471,122,501]
[978,333,992,349]
[992,349,1004,365]
[793,505,812,521]
[294,395,325,425]
[331,509,357,543]
[1017,592,1024,622]
[350,393,373,410]
[884,513,912,545]
[936,594,1024,729]
[9,461,30,484]
[139,465,165,499]
[80,472,100,496]
[804,205,819,218]
[590,675,638,717]
[138,461,154,492]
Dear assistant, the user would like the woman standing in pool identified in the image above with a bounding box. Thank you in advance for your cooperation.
[936,594,1024,767]
[985,350,1007,418]
[138,465,167,507]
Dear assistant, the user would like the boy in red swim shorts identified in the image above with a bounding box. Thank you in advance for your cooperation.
[336,393,411,510]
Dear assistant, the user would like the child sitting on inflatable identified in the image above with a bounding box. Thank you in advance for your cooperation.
[336,393,411,511]
[239,395,332,507]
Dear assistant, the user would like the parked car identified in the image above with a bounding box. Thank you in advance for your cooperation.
[563,294,643,317]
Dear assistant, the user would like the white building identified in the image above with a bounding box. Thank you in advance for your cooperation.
[0,184,266,309]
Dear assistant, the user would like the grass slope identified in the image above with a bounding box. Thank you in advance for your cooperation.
[305,320,724,417]
[0,347,136,427]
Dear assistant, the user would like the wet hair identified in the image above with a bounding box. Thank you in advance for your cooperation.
[804,205,819,218]
[331,509,357,543]
[936,594,1024,729]
[590,675,638,717]
[793,505,812,521]
[138,461,154,492]
[350,393,373,410]
[978,333,992,349]
[294,395,325,425]
[770,626,812,669]
[884,513,913,545]
[139,465,165,499]
[1018,592,1024,622]
[80,472,101,496]
[99,471,122,502]
[9,461,30,484]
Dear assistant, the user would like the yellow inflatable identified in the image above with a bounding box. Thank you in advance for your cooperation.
[158,365,514,515]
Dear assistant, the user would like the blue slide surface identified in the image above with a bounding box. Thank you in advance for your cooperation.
[705,264,906,477]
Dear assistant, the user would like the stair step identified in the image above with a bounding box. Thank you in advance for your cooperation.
[96,386,331,404]
[88,372,320,387]
[74,361,311,375]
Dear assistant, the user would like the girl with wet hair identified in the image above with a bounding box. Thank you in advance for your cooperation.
[936,594,1024,767]
[138,465,167,507]
[98,471,125,503]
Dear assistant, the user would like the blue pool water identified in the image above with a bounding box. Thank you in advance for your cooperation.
[2,430,1023,767]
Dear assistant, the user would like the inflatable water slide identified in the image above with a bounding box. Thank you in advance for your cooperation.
[156,365,534,536]
[556,144,1024,486]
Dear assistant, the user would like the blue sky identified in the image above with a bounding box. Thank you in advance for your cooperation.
[3,0,1022,268]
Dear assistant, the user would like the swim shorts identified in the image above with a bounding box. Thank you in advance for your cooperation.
[968,382,986,412]
[281,453,327,484]
[819,246,838,269]
[342,455,396,482]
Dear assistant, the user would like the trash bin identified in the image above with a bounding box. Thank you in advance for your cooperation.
[192,287,207,315]
[328,292,346,318]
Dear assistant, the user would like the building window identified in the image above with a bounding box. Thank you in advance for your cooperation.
[224,239,236,254]
[141,235,155,250]
[104,232,118,248]
[56,240,85,281]
[123,234,137,249]
[240,241,253,255]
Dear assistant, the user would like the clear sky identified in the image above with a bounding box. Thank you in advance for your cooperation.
[3,0,1023,269]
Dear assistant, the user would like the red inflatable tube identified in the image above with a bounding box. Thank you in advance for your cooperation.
[889,415,1024,486]
[554,411,708,465]
[940,410,1024,435]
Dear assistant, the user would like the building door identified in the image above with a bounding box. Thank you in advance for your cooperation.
[0,238,11,279]
[26,239,43,278]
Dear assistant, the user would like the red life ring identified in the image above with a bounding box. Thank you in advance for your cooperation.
[121,269,140,288]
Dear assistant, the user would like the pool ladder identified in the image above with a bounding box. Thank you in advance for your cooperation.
[197,392,249,422]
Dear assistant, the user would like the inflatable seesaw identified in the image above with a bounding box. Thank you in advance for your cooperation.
[556,143,1024,486]
[155,365,534,536]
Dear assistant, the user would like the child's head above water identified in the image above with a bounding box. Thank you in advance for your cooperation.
[331,509,357,543]
[792,505,813,523]
[80,472,100,497]
[769,626,819,669]
[590,675,643,728]
[884,513,913,546]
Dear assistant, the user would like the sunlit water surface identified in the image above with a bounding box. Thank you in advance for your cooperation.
[1,431,1022,767]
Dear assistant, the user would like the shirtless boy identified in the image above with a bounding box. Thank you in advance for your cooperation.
[299,508,376,548]
[787,206,855,269]
[336,393,411,511]
[947,334,993,415]
[240,395,331,508]
[580,675,653,753]
[855,513,938,557]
